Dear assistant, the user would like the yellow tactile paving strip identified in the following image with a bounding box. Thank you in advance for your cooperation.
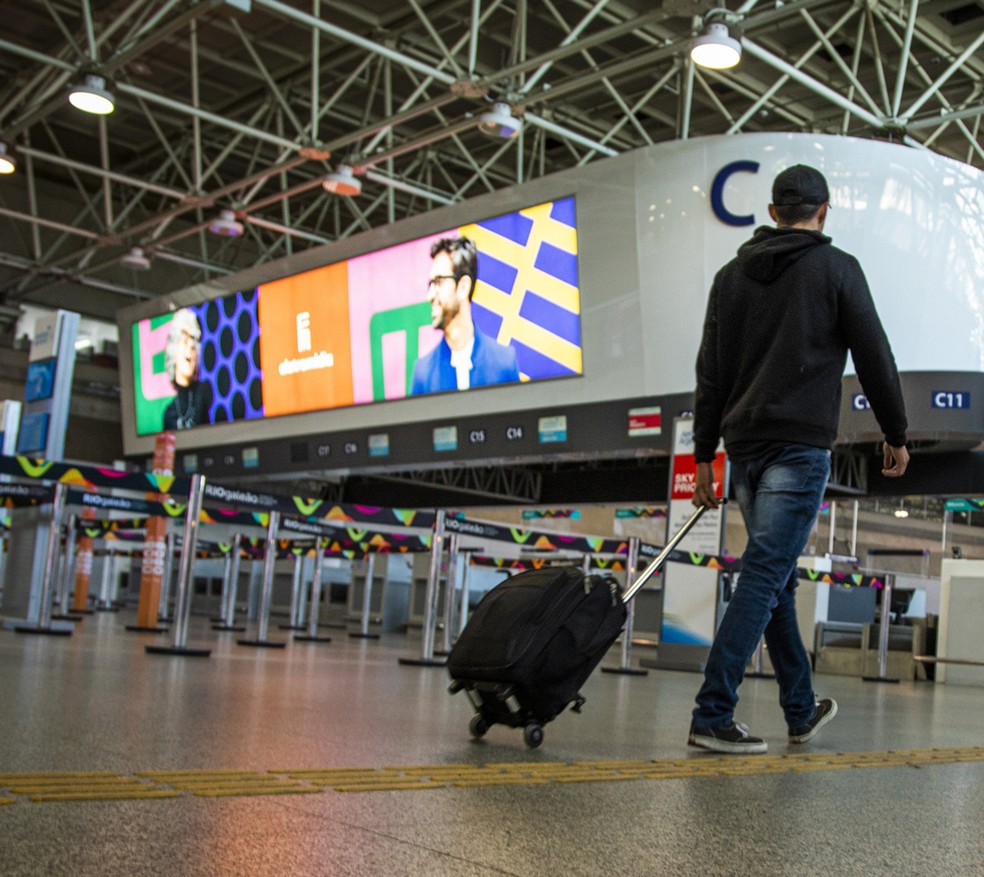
[1,746,983,803]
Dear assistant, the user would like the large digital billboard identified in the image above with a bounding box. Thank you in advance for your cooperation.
[130,196,582,436]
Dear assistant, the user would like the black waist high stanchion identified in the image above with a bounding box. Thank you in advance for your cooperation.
[295,538,331,643]
[237,511,286,648]
[603,536,648,676]
[863,572,901,684]
[350,552,380,639]
[15,482,73,637]
[212,533,245,632]
[400,509,447,667]
[145,475,211,657]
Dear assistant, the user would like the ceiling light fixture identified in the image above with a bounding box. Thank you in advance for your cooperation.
[0,141,15,175]
[121,246,151,270]
[478,101,521,138]
[322,164,362,197]
[690,21,742,70]
[68,73,116,115]
[208,208,244,237]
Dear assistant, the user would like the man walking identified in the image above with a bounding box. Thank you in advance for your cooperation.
[689,164,909,754]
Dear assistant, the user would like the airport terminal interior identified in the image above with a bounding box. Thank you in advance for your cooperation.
[2,2,984,875]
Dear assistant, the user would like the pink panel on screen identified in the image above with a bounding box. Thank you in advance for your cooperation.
[381,331,407,399]
[346,231,452,403]
[138,318,176,402]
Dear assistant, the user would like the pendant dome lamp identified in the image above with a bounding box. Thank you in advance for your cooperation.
[0,141,16,175]
[690,21,742,70]
[68,74,116,115]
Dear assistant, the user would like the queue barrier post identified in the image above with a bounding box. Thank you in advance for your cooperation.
[211,539,234,623]
[862,572,901,684]
[295,554,308,629]
[15,482,72,637]
[237,510,285,649]
[295,538,331,643]
[95,546,118,611]
[145,474,211,657]
[213,533,246,632]
[436,533,460,655]
[279,552,307,631]
[456,548,482,639]
[603,536,648,676]
[399,509,447,667]
[52,513,83,622]
[212,532,232,630]
[350,552,380,639]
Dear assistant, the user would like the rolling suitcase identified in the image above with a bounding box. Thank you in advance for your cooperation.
[447,504,708,747]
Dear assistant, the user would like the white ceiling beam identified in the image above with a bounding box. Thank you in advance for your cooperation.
[252,0,457,86]
[901,32,984,122]
[742,38,885,131]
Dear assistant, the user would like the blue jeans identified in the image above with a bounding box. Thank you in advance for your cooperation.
[692,444,831,731]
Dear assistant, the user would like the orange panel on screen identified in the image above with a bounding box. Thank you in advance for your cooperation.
[258,262,354,416]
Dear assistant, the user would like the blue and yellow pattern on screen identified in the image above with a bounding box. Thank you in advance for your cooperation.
[460,196,582,381]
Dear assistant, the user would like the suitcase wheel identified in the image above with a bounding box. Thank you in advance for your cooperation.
[469,714,491,739]
[523,724,544,749]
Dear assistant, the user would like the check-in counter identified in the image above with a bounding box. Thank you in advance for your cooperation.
[937,559,984,686]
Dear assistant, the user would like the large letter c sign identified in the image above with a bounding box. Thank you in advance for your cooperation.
[711,160,759,226]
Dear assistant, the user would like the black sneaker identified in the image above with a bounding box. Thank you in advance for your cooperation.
[788,698,838,744]
[688,720,767,754]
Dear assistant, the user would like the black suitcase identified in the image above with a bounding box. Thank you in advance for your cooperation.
[447,505,708,747]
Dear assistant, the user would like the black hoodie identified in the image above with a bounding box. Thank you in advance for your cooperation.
[693,225,908,463]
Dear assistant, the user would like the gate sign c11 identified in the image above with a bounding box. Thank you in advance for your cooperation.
[932,391,970,409]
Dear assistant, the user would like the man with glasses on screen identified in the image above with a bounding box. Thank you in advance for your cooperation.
[410,236,520,395]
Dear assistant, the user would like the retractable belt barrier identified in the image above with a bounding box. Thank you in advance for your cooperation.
[1,454,434,652]
[3,453,895,667]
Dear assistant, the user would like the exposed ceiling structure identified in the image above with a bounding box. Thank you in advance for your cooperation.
[0,0,982,324]
[0,0,982,505]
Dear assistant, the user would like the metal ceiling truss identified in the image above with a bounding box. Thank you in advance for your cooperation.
[0,0,980,322]
[829,447,869,496]
[362,463,544,504]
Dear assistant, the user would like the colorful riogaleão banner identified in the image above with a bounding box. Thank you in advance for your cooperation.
[0,454,433,526]
[129,196,583,435]
[614,507,668,519]
[0,482,52,507]
[240,531,432,559]
[470,556,627,573]
[445,513,627,557]
[0,454,188,495]
[653,545,885,589]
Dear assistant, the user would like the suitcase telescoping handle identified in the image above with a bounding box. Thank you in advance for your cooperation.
[621,501,722,604]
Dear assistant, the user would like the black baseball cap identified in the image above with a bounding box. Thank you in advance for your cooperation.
[772,164,830,206]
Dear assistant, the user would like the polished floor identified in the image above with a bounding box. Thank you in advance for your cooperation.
[2,605,984,877]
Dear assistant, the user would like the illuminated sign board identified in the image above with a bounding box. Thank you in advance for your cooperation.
[130,196,583,436]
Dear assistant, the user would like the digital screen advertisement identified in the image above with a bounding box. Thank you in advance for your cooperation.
[130,196,583,436]
[24,359,57,403]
